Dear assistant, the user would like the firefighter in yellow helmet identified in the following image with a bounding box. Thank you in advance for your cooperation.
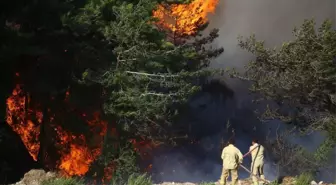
[249,139,265,185]
[220,138,243,185]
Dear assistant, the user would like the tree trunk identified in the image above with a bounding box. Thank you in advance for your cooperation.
[37,105,58,171]
[37,106,47,169]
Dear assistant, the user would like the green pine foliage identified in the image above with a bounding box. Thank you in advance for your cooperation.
[63,0,223,144]
[234,19,336,114]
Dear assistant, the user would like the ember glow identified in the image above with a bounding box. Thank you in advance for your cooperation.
[153,0,219,36]
[130,138,162,160]
[102,162,115,184]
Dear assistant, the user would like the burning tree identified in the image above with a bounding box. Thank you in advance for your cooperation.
[153,0,219,43]
[1,0,223,183]
[66,0,223,181]
[5,79,110,177]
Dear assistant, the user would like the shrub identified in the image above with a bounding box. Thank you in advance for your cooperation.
[295,173,314,185]
[41,177,84,185]
[126,174,152,185]
[199,182,216,185]
[110,173,152,185]
[268,180,280,185]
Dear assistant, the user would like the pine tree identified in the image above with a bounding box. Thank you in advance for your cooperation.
[65,0,223,143]
[228,19,336,165]
[60,0,223,180]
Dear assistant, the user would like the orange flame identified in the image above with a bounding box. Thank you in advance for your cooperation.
[59,144,94,176]
[6,75,158,181]
[153,0,219,36]
[55,112,108,176]
[6,80,110,177]
[6,84,42,161]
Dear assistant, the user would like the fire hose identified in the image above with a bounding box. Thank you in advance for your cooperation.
[239,164,270,184]
[239,145,271,184]
[221,131,270,183]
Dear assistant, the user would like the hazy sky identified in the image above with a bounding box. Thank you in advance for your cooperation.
[206,0,336,101]
[209,0,335,69]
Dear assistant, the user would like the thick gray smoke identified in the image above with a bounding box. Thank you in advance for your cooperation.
[207,0,335,182]
[151,0,335,183]
[209,0,335,71]
[207,0,335,100]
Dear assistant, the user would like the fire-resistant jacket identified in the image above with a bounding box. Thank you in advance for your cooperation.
[249,143,264,166]
[221,144,243,169]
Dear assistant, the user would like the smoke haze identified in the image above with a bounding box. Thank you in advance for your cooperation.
[209,0,335,70]
[208,0,335,181]
[152,0,335,183]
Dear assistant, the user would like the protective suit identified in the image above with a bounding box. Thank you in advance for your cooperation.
[220,144,243,185]
[250,143,265,185]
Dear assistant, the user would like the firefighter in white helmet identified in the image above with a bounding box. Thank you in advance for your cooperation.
[220,138,243,185]
[249,139,265,185]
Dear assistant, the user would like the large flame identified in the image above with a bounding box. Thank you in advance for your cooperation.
[153,0,219,36]
[55,113,107,177]
[5,74,159,182]
[53,112,108,176]
[5,80,108,177]
[6,84,42,161]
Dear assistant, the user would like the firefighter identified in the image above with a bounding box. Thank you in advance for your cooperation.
[249,139,265,185]
[220,138,243,185]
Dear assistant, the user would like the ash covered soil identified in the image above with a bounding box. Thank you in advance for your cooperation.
[155,177,332,185]
[154,178,259,185]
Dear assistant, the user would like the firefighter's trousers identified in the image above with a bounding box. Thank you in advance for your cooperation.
[220,166,238,185]
[251,163,265,185]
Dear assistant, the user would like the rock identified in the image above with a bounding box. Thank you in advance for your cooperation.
[11,169,57,185]
[311,181,324,185]
[154,178,335,185]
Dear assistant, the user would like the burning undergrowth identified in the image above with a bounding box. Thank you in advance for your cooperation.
[5,74,165,184]
[6,79,107,177]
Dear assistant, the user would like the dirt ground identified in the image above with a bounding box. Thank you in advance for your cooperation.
[11,170,334,185]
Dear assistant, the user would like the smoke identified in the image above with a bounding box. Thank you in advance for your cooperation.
[209,0,335,69]
[152,91,276,183]
[206,0,335,182]
[207,0,335,98]
[151,0,335,183]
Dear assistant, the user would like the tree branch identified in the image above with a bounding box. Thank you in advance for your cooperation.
[140,92,178,97]
[125,71,179,77]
